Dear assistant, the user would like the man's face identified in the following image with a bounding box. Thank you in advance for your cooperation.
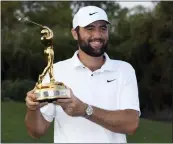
[75,20,109,57]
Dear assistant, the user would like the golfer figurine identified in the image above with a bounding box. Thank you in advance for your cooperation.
[28,25,70,102]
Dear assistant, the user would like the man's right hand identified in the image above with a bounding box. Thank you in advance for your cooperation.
[25,90,48,111]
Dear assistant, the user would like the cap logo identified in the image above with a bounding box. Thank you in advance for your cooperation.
[89,12,98,16]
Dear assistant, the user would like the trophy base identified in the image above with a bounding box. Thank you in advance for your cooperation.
[34,82,70,103]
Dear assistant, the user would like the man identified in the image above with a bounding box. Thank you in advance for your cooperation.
[25,6,140,143]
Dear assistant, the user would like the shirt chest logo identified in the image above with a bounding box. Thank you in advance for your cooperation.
[107,79,116,83]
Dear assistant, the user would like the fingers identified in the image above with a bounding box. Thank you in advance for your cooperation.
[25,96,39,106]
[54,98,72,108]
[57,98,73,103]
[26,90,48,111]
[26,90,37,101]
[26,100,39,111]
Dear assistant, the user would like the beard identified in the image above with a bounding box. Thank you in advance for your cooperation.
[77,34,108,57]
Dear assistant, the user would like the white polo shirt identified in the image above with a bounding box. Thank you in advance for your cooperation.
[40,51,140,143]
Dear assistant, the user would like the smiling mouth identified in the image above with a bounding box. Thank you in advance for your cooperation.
[90,41,103,49]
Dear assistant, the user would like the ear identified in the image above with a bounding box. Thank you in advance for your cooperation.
[71,28,78,40]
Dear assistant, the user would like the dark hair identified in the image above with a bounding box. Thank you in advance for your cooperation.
[75,26,80,36]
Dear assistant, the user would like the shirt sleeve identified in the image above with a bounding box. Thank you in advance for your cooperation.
[40,103,56,122]
[39,74,56,122]
[118,63,141,116]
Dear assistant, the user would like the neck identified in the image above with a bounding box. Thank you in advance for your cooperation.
[78,49,105,72]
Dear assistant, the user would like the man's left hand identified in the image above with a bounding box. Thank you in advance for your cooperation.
[54,88,87,117]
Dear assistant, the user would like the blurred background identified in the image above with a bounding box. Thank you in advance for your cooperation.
[1,1,172,143]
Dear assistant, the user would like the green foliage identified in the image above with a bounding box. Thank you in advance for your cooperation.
[2,79,35,102]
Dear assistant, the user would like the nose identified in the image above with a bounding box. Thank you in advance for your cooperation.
[92,29,102,39]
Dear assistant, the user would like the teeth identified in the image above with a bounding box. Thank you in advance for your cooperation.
[92,41,101,44]
[90,41,102,48]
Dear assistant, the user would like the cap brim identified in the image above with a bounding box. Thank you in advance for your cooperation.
[79,19,111,28]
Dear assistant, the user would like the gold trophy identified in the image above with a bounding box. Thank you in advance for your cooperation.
[18,17,70,102]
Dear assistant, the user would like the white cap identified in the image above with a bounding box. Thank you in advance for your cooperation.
[73,6,111,29]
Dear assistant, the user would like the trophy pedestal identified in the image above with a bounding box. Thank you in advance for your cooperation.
[34,82,70,103]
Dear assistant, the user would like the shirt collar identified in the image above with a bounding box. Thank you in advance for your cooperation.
[71,50,115,72]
